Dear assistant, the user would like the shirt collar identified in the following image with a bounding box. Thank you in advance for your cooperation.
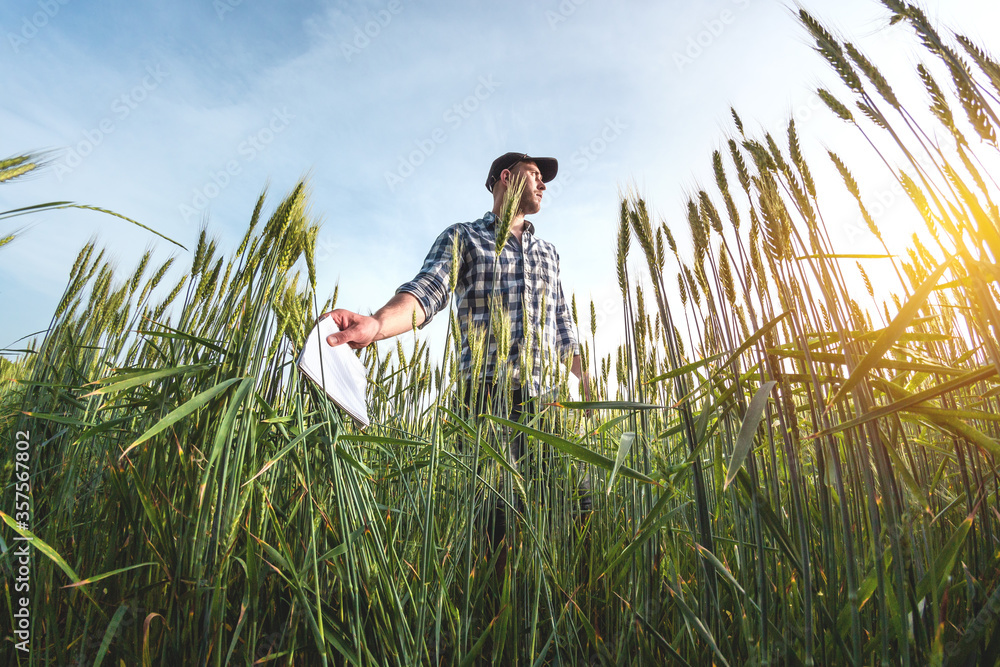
[483,211,535,236]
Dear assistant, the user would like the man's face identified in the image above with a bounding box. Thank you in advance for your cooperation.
[504,161,546,215]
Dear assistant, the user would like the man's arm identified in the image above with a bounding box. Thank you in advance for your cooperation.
[322,292,426,349]
[322,225,461,349]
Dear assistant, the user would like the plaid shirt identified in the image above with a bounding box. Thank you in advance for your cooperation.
[397,211,578,392]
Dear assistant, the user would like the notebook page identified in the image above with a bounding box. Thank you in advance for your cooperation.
[297,317,370,428]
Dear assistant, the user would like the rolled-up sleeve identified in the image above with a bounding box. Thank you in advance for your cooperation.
[396,225,461,328]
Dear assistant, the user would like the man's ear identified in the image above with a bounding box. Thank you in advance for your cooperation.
[499,168,512,186]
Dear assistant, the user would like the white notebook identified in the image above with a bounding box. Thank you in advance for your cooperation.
[297,317,370,428]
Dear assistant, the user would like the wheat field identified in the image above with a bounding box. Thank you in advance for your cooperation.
[3,3,1000,665]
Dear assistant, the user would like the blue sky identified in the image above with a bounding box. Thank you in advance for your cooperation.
[2,0,998,361]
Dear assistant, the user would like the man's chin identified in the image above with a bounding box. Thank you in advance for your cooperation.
[520,200,542,216]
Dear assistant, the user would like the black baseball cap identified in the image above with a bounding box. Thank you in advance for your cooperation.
[485,152,558,192]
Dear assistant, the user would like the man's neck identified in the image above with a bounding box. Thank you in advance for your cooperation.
[490,205,527,241]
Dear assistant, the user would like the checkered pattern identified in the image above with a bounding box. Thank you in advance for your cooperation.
[397,211,578,391]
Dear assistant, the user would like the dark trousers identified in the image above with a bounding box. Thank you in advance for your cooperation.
[459,382,592,551]
[460,382,529,550]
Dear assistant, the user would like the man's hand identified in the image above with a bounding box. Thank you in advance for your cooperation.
[571,353,592,397]
[321,293,426,349]
[321,309,380,349]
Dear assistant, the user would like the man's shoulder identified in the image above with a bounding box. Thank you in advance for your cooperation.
[441,214,490,233]
[433,215,493,246]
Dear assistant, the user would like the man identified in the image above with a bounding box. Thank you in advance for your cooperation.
[322,152,591,551]
[323,152,587,393]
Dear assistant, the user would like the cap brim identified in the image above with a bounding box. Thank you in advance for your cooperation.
[527,156,558,183]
